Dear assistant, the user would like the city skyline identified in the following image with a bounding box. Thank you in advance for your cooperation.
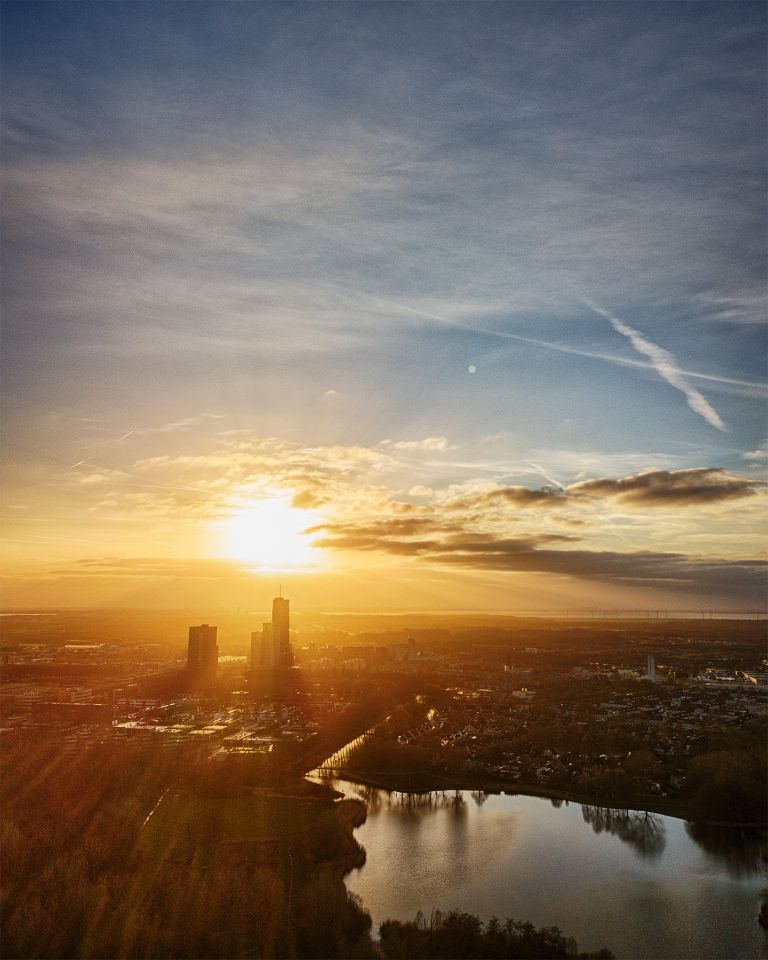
[1,2,766,613]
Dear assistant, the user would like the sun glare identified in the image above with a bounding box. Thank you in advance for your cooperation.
[220,496,322,570]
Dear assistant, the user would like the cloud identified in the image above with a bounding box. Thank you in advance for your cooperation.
[312,526,575,558]
[311,522,766,599]
[298,455,766,602]
[438,468,762,511]
[130,414,225,436]
[446,485,566,511]
[61,415,226,478]
[381,437,456,452]
[8,30,764,378]
[568,468,762,506]
[63,436,398,522]
[62,426,764,542]
[743,444,767,461]
[508,449,684,480]
[4,4,764,432]
[488,486,565,506]
[73,469,126,486]
[694,292,768,325]
[310,516,466,541]
[56,557,249,579]
[291,489,325,510]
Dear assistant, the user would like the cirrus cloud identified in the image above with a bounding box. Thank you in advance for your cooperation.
[381,436,456,452]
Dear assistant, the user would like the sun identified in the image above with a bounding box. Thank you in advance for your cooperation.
[219,495,322,571]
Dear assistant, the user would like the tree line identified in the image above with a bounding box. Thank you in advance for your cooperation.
[377,910,614,959]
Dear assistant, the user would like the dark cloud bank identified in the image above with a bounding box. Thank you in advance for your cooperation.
[313,524,765,603]
[449,468,762,512]
[312,467,766,603]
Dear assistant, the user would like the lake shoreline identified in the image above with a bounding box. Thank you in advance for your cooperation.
[317,766,768,829]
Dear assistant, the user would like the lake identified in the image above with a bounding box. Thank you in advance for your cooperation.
[322,777,767,959]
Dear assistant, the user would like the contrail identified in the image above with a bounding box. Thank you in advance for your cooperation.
[392,293,732,431]
[67,458,91,469]
[378,298,765,397]
[525,461,566,491]
[116,430,134,441]
[590,304,727,431]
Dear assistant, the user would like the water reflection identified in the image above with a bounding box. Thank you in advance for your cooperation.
[382,790,466,811]
[685,822,767,879]
[352,784,383,811]
[581,805,667,861]
[330,779,766,959]
[347,783,764,880]
[447,793,469,849]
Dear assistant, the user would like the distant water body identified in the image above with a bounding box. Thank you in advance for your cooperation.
[316,611,767,619]
[324,777,767,960]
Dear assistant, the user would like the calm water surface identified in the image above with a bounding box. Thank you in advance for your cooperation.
[325,778,766,959]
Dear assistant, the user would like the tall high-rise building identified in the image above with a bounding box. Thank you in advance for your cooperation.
[272,596,291,665]
[251,622,280,671]
[249,596,291,674]
[187,624,218,675]
[250,628,262,671]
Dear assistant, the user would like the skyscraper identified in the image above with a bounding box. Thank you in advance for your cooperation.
[272,596,291,665]
[187,624,218,676]
[251,622,280,671]
[250,628,263,671]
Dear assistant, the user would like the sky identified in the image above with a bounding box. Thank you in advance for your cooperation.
[1,1,766,612]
